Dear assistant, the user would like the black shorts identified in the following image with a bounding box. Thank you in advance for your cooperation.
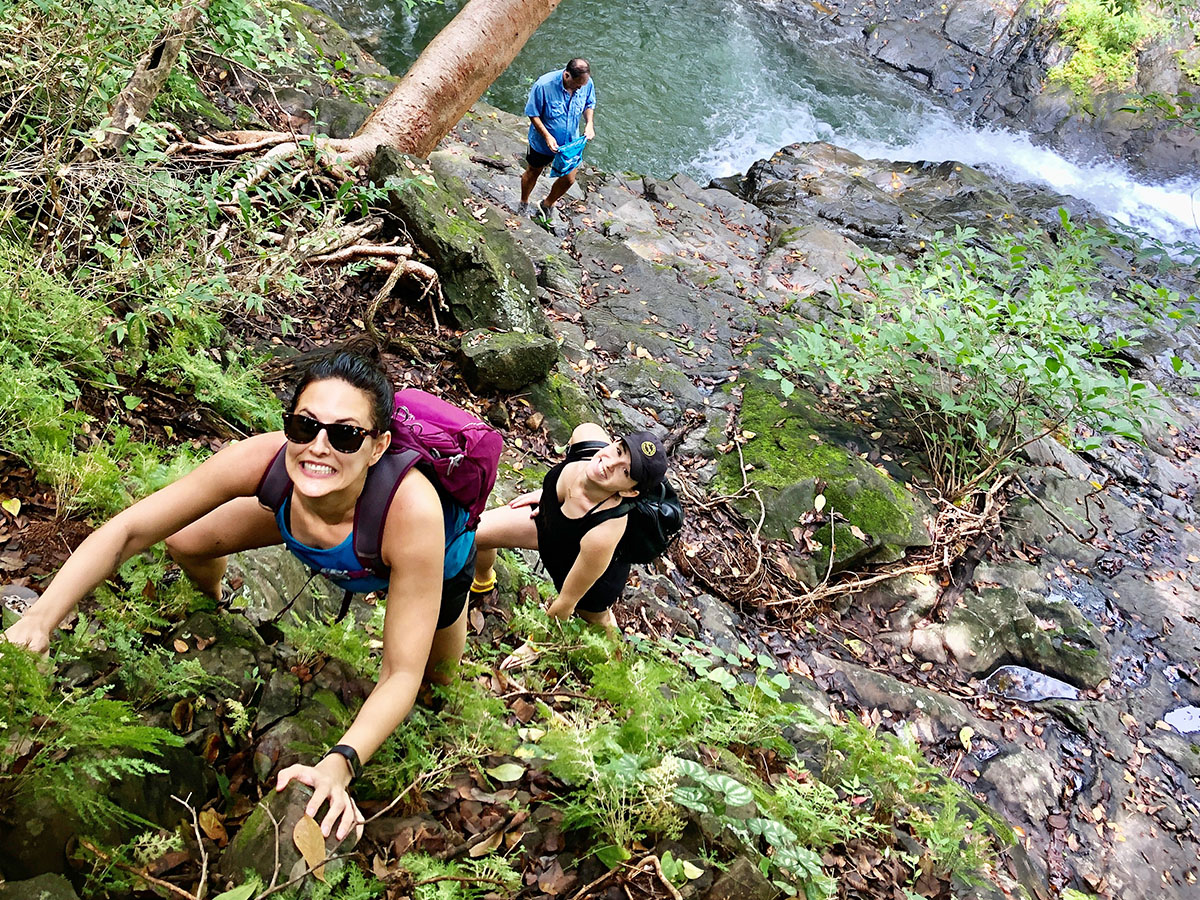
[437,545,476,630]
[526,147,555,169]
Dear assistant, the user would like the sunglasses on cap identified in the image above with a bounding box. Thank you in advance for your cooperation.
[282,414,379,454]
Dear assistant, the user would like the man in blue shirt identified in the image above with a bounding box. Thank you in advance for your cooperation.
[520,57,596,231]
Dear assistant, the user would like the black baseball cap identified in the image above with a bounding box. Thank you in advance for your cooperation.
[621,431,667,491]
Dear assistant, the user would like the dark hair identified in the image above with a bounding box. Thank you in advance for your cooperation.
[566,58,590,78]
[289,340,394,431]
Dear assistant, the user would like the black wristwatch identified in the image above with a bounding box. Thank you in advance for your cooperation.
[325,744,362,782]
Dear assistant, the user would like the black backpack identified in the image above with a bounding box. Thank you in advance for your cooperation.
[567,441,685,565]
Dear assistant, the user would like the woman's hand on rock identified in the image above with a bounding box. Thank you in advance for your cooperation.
[508,490,542,516]
[276,756,364,841]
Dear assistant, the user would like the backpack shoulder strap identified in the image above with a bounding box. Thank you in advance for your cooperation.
[254,445,291,512]
[565,440,607,463]
[352,449,422,581]
[585,499,637,527]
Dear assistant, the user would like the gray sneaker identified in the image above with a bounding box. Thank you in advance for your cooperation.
[534,201,560,233]
[517,201,532,217]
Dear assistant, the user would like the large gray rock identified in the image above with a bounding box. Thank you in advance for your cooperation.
[459,328,558,391]
[0,873,80,900]
[941,587,1111,687]
[717,376,933,578]
[369,148,545,335]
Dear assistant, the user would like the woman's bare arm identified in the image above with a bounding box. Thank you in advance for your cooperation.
[275,469,445,839]
[4,433,284,652]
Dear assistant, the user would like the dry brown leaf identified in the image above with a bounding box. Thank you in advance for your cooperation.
[468,831,504,858]
[199,808,228,845]
[173,639,189,653]
[293,815,327,881]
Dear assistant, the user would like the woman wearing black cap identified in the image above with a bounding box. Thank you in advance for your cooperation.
[471,422,667,668]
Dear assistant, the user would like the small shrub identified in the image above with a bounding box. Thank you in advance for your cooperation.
[766,219,1169,499]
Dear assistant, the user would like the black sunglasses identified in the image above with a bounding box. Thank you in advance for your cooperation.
[282,414,378,454]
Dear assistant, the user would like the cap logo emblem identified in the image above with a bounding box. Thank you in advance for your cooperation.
[641,441,657,457]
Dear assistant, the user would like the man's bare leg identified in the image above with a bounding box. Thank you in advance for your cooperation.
[542,170,577,208]
[520,163,546,204]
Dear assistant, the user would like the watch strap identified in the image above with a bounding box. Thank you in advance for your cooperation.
[326,744,362,782]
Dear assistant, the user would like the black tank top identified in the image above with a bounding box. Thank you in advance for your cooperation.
[535,449,632,612]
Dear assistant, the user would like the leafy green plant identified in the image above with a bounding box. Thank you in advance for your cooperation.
[396,852,521,900]
[0,644,184,828]
[767,219,1170,499]
[280,612,381,679]
[1050,0,1168,101]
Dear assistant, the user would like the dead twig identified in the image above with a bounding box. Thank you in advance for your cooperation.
[172,794,209,900]
[78,839,199,900]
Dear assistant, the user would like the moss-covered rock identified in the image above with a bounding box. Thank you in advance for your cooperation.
[718,376,932,576]
[217,779,357,891]
[526,365,604,444]
[460,328,558,391]
[369,148,545,334]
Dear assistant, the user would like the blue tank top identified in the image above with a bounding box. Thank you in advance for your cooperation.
[275,494,473,594]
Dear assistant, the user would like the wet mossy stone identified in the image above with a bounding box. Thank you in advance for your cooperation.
[944,587,1110,687]
[526,365,604,444]
[369,148,544,334]
[717,376,932,572]
[459,328,558,391]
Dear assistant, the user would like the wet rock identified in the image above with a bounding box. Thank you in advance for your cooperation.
[253,690,348,782]
[459,328,558,392]
[370,149,545,334]
[229,545,346,627]
[811,652,996,745]
[942,587,1110,687]
[217,782,359,891]
[980,746,1064,827]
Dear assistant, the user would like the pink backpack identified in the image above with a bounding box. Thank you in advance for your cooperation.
[387,388,503,530]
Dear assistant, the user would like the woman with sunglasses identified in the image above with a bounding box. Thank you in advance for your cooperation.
[3,345,475,843]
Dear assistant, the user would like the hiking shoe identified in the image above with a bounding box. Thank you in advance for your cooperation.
[516,201,532,218]
[534,201,561,234]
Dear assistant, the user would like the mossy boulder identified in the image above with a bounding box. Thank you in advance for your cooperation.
[526,365,605,444]
[942,587,1111,688]
[369,148,545,334]
[717,377,932,578]
[218,780,358,891]
[460,328,558,391]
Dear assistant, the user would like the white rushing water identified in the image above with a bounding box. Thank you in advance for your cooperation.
[684,10,1200,247]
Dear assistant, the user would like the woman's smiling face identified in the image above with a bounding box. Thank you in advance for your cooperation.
[586,440,639,495]
[284,378,390,500]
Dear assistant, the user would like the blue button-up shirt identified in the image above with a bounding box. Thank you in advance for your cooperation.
[525,69,596,156]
